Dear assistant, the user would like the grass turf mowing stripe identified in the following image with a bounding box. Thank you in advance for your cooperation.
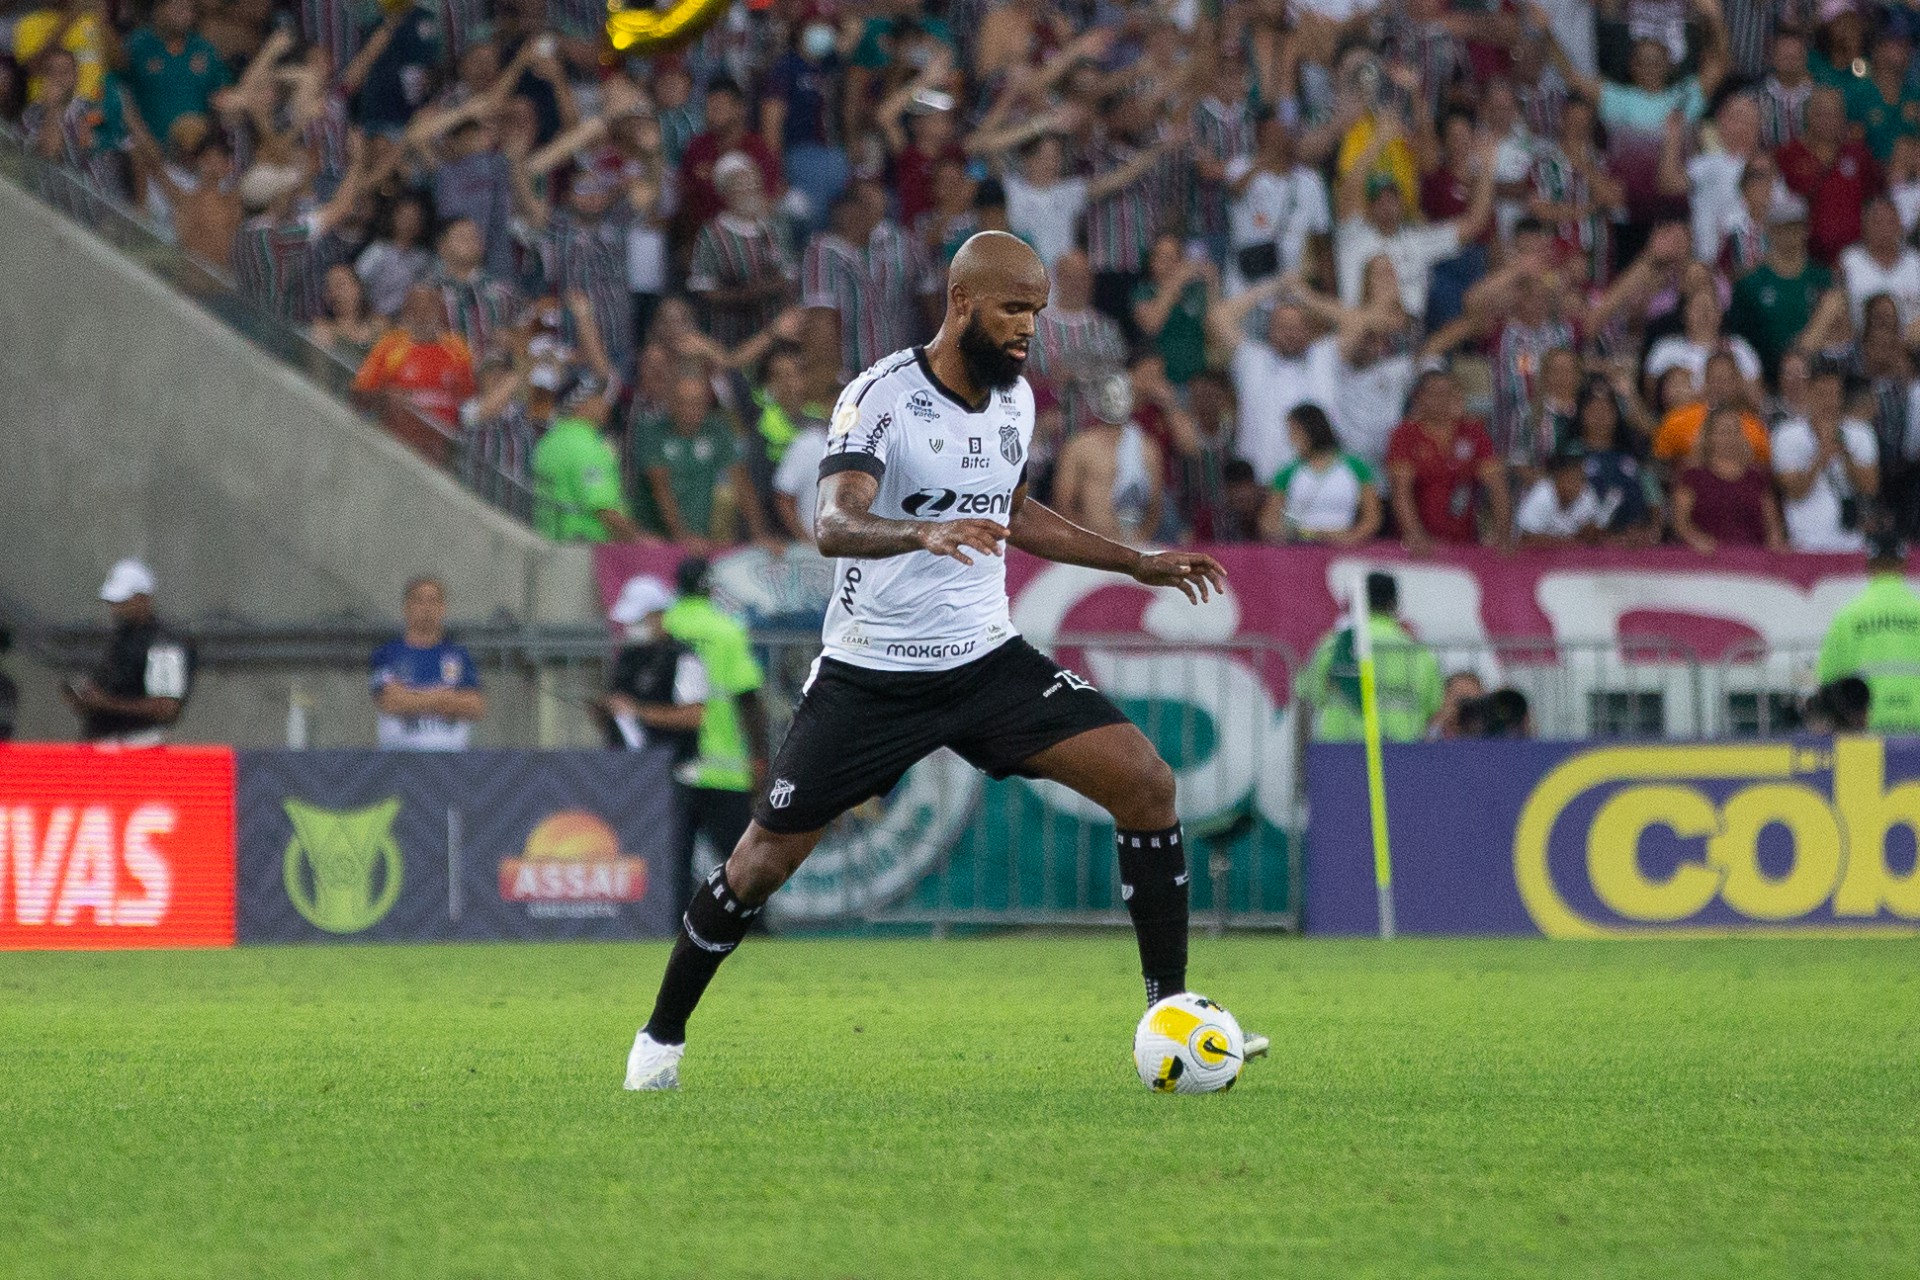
[1,936,1915,1279]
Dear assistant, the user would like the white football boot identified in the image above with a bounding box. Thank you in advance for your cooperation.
[1243,1032,1270,1060]
[623,1031,685,1091]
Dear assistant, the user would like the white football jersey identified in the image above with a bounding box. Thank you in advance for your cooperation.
[817,348,1035,672]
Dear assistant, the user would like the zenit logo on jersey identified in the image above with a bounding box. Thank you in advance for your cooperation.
[815,348,1037,673]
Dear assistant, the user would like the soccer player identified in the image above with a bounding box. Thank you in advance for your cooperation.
[625,231,1266,1090]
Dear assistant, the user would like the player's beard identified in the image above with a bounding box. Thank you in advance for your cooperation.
[958,312,1026,391]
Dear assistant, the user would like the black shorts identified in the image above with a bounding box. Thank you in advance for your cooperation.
[752,637,1131,833]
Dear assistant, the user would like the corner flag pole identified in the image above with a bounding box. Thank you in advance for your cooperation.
[1351,573,1396,940]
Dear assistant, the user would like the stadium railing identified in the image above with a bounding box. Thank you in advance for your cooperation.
[0,125,534,521]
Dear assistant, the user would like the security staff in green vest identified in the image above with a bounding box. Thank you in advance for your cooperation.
[1817,530,1920,733]
[1301,571,1444,742]
[660,557,770,898]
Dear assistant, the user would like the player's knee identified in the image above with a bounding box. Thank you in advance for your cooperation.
[725,829,813,905]
[1113,756,1178,828]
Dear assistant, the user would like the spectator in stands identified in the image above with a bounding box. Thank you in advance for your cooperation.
[764,347,829,542]
[762,13,848,236]
[1839,197,1920,328]
[1850,28,1918,165]
[427,113,516,282]
[1515,445,1607,547]
[369,575,486,751]
[1169,371,1242,543]
[1300,570,1443,743]
[62,559,194,746]
[1652,350,1770,465]
[677,76,781,238]
[1028,249,1125,443]
[686,153,795,349]
[1726,193,1828,381]
[351,282,476,431]
[431,216,519,360]
[1258,403,1383,546]
[1386,368,1512,552]
[1672,405,1786,552]
[1227,115,1332,293]
[531,377,645,543]
[1053,373,1165,545]
[1572,375,1662,545]
[340,2,440,137]
[801,182,938,378]
[1334,137,1495,323]
[1133,233,1216,390]
[633,373,770,549]
[311,262,384,363]
[1645,286,1763,402]
[354,189,434,318]
[127,119,242,270]
[233,128,374,325]
[1773,360,1879,553]
[11,0,116,110]
[1208,276,1341,484]
[121,0,228,141]
[1779,85,1882,266]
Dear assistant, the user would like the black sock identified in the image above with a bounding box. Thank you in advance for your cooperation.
[642,865,763,1045]
[1116,824,1189,1006]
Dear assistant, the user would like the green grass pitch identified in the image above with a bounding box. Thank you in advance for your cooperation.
[2,935,1916,1279]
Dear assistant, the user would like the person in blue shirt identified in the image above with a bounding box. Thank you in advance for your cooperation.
[369,575,486,750]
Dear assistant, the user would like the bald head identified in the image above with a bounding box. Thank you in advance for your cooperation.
[949,231,1048,301]
[939,232,1050,394]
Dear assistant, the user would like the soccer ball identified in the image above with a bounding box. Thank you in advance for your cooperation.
[1133,993,1246,1094]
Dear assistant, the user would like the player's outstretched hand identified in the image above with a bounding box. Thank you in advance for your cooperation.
[917,519,1009,566]
[1132,551,1228,604]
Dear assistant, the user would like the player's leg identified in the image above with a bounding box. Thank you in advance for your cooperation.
[639,821,824,1039]
[1018,723,1191,1006]
[628,660,948,1088]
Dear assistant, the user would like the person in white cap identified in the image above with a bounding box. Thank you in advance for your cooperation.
[597,575,712,902]
[63,560,195,745]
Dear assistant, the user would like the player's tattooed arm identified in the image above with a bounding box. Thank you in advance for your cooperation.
[815,471,1010,565]
[1008,485,1228,604]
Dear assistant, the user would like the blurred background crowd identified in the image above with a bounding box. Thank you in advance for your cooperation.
[7,0,1920,556]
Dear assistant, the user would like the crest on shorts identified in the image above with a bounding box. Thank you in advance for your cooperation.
[768,778,795,810]
[1000,423,1023,466]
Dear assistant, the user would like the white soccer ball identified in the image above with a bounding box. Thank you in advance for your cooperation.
[1133,993,1246,1094]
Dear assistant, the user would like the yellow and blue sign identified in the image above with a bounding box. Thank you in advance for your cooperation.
[1305,739,1920,937]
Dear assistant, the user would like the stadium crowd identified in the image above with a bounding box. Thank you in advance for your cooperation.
[8,0,1920,554]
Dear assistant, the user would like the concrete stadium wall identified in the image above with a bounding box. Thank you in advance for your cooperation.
[0,179,598,744]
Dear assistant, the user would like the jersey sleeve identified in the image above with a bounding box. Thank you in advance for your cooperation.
[819,381,896,482]
[454,645,482,690]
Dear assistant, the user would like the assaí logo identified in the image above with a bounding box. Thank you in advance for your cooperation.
[498,811,647,919]
[1515,739,1920,937]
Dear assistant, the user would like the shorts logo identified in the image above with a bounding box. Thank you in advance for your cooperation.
[1000,423,1023,466]
[768,779,795,810]
[1043,668,1095,698]
[906,391,939,422]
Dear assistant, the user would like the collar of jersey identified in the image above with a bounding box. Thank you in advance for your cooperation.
[914,347,990,413]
